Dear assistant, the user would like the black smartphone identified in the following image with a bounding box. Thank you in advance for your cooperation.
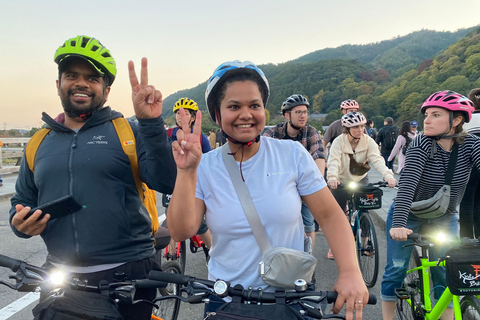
[24,195,82,221]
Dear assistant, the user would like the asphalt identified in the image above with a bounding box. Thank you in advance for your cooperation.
[0,166,398,230]
[0,170,17,202]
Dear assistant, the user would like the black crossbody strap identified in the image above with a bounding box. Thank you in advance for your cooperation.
[445,143,458,186]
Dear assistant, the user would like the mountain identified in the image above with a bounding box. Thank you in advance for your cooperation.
[291,28,475,76]
[162,26,478,128]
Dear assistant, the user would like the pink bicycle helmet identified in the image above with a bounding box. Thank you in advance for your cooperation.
[421,90,474,123]
[342,112,366,128]
[340,99,359,110]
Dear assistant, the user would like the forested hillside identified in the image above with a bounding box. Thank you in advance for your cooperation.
[162,26,479,130]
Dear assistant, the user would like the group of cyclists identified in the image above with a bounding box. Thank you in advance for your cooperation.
[6,33,480,320]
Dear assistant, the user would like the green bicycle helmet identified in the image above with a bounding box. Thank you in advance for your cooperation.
[54,35,117,85]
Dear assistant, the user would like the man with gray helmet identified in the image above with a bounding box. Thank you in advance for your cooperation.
[263,94,325,250]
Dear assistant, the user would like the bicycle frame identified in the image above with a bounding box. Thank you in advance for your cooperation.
[406,257,462,319]
[398,235,480,320]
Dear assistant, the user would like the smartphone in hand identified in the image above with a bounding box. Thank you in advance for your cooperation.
[24,195,82,221]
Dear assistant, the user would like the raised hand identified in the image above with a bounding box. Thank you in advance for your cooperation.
[128,57,163,119]
[171,108,203,171]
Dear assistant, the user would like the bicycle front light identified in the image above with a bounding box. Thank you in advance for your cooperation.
[49,270,65,286]
[348,182,358,190]
[435,232,447,243]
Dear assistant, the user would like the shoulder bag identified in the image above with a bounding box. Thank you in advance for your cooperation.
[221,145,317,289]
[410,143,457,219]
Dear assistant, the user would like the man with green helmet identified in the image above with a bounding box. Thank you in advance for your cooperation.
[9,35,176,319]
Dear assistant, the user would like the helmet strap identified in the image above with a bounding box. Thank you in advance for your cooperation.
[347,128,360,142]
[288,120,302,131]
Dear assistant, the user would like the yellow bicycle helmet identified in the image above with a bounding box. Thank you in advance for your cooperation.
[54,35,117,85]
[173,98,199,113]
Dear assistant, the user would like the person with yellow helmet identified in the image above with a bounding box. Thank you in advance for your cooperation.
[9,35,176,320]
[165,98,212,250]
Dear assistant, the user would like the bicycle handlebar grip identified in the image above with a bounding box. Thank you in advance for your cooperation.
[0,254,22,272]
[326,291,377,305]
[148,270,191,285]
[407,233,420,241]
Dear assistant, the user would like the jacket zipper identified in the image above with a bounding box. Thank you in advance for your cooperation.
[70,133,81,260]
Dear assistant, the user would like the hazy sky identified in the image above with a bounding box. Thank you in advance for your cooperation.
[2,0,479,129]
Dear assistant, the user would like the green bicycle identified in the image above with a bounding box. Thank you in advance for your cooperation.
[395,233,480,319]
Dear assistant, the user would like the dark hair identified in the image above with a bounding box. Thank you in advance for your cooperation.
[366,119,373,127]
[399,121,411,139]
[467,88,480,111]
[384,117,393,124]
[209,72,268,120]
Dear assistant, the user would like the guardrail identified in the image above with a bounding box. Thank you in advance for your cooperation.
[1,138,30,173]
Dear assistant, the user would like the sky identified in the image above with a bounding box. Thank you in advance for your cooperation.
[1,0,479,130]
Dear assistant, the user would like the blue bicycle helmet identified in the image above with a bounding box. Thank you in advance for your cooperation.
[205,60,269,123]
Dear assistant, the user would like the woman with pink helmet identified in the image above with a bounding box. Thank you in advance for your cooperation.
[381,90,480,320]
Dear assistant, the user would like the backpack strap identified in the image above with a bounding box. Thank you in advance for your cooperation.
[26,128,52,172]
[111,117,144,200]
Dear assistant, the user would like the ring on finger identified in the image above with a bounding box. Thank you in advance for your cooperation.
[356,300,363,304]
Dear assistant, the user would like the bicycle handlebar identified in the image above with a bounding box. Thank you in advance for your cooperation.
[148,270,377,305]
[405,233,480,252]
[0,254,22,272]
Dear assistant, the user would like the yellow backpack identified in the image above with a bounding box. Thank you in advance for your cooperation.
[25,117,159,236]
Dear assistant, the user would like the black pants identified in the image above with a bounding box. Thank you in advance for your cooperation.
[459,166,480,238]
[40,257,159,320]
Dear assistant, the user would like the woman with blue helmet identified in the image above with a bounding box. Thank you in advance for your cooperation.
[167,61,368,318]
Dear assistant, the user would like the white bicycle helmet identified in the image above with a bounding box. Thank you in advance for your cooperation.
[342,112,367,128]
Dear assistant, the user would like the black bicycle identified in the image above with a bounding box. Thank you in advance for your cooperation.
[149,270,378,319]
[336,181,389,288]
[0,252,176,320]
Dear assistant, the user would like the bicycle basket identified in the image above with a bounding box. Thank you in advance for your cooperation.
[353,186,383,210]
[445,245,480,295]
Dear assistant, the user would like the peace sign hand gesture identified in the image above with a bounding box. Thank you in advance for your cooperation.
[172,108,203,172]
[129,57,163,119]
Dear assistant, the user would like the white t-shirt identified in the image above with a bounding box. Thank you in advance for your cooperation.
[196,136,326,289]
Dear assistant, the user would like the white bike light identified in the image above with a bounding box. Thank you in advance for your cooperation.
[348,182,358,190]
[435,232,447,243]
[49,270,65,286]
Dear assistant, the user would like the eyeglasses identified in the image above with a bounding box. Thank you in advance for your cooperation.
[475,95,480,101]
[293,110,309,116]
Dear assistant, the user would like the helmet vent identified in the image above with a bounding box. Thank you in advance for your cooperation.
[91,45,99,52]
[70,40,76,46]
[80,37,90,48]
[102,52,111,58]
[444,96,456,102]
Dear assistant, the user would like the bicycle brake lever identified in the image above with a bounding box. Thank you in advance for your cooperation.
[298,300,324,318]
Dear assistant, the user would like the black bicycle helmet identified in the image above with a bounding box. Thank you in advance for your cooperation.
[281,94,310,115]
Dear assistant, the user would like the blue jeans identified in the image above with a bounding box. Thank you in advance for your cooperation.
[381,202,459,302]
[301,203,315,233]
[382,153,394,170]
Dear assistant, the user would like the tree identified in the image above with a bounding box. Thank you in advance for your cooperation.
[440,75,470,94]
[374,68,390,82]
[311,89,324,112]
[417,59,433,74]
[28,127,42,137]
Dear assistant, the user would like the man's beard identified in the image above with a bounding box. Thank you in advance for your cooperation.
[61,88,107,119]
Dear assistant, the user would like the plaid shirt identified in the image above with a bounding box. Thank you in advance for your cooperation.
[263,122,325,160]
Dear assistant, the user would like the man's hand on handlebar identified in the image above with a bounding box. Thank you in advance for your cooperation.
[11,204,50,236]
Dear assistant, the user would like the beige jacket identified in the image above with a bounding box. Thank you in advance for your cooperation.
[327,133,394,183]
